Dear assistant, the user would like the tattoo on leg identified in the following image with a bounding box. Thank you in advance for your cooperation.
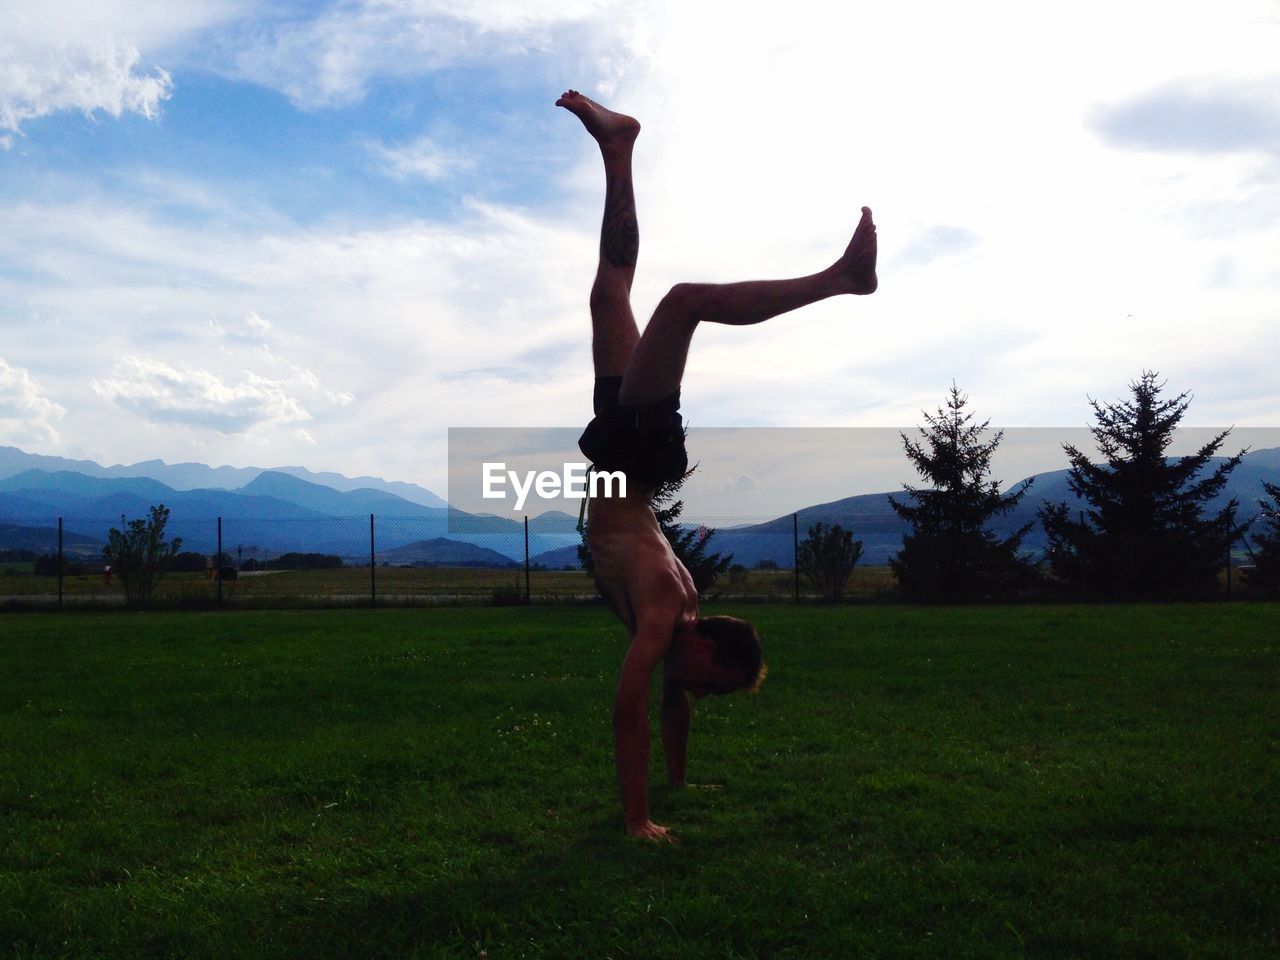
[601,179,639,269]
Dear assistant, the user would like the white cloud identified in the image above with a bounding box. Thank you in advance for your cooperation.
[0,357,66,446]
[1092,79,1280,160]
[92,356,313,434]
[401,0,617,32]
[0,182,598,487]
[0,0,246,137]
[368,136,473,181]
[7,0,243,48]
[288,368,355,408]
[0,39,172,134]
[898,226,981,268]
[244,311,272,334]
[205,311,278,347]
[720,472,757,493]
[223,0,638,108]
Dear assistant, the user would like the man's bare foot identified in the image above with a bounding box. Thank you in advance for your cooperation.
[832,207,878,295]
[556,89,640,150]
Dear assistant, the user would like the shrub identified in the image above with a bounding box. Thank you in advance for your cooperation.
[798,522,863,603]
[103,505,183,608]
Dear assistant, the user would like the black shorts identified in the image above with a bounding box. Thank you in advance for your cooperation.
[578,377,688,487]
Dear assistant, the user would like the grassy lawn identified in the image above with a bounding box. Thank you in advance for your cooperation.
[1,604,1277,958]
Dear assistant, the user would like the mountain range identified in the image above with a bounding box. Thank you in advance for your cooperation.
[2,445,1277,568]
[0,446,447,508]
[0,449,576,565]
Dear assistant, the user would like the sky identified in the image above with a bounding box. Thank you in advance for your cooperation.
[2,0,1278,513]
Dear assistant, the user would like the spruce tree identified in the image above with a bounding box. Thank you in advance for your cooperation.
[1244,481,1280,597]
[889,385,1035,600]
[1039,371,1246,597]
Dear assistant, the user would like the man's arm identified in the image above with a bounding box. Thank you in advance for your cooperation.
[660,678,690,787]
[613,622,674,841]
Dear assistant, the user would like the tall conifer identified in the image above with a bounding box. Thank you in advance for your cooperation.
[1040,371,1246,596]
[889,385,1035,600]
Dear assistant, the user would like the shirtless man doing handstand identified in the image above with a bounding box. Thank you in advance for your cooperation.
[558,90,877,842]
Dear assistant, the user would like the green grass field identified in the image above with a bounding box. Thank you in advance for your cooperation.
[2,604,1277,958]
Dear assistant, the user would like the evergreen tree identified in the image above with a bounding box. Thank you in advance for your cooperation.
[578,466,733,594]
[889,385,1036,600]
[1039,371,1246,597]
[1244,481,1280,597]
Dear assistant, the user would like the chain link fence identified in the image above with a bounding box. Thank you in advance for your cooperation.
[0,511,1259,609]
[0,511,898,609]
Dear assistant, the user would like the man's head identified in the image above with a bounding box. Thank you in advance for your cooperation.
[668,615,765,698]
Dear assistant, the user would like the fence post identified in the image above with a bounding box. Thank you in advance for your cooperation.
[793,513,800,604]
[370,514,377,607]
[524,515,531,605]
[58,517,63,607]
[217,517,223,607]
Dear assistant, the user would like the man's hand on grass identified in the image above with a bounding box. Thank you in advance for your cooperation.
[626,819,678,843]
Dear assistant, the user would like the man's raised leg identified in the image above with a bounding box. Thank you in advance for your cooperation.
[619,208,878,406]
[557,89,643,378]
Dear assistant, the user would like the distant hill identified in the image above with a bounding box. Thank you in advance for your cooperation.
[0,446,447,508]
[1241,447,1280,470]
[0,469,460,521]
[380,538,519,568]
[710,492,902,566]
[527,510,581,533]
[0,471,330,521]
[0,470,177,501]
[239,472,447,517]
[530,544,584,569]
[0,522,102,558]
